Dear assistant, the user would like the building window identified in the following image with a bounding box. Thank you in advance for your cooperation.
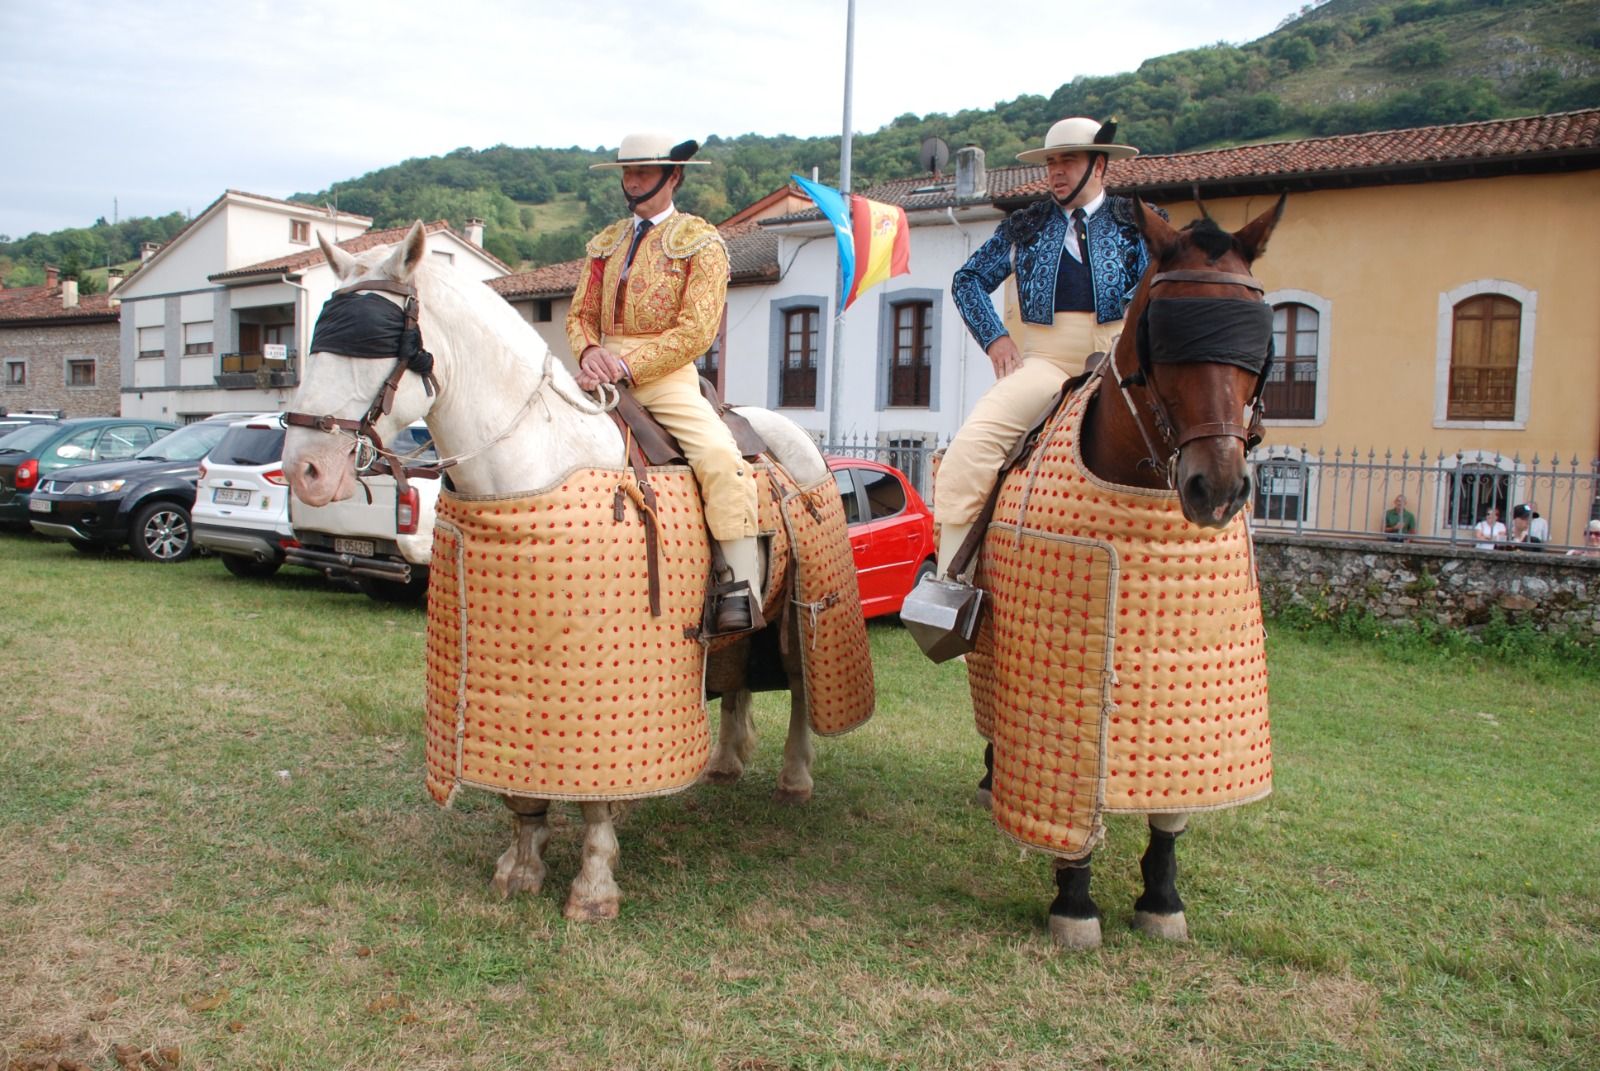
[889,301,933,407]
[183,320,214,356]
[1435,280,1536,429]
[67,359,96,387]
[432,250,455,266]
[696,334,720,387]
[886,436,929,497]
[1447,295,1520,421]
[138,325,164,358]
[1266,303,1317,420]
[1253,457,1308,522]
[290,220,310,243]
[4,360,24,387]
[1445,462,1512,529]
[781,306,819,408]
[534,299,552,323]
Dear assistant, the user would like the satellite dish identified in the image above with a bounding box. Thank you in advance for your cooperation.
[920,137,950,178]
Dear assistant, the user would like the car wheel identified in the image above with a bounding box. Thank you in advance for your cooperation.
[221,554,281,579]
[913,559,936,587]
[130,501,193,563]
[356,573,429,603]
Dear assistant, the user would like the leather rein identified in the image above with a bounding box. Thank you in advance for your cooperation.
[1105,268,1271,486]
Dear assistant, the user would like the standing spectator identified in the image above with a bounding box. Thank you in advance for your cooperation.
[1473,507,1507,550]
[1382,494,1416,541]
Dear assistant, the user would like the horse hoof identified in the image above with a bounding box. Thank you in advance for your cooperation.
[1048,914,1103,950]
[1132,910,1189,942]
[972,787,993,811]
[490,851,546,899]
[772,786,812,806]
[703,767,744,786]
[563,894,620,922]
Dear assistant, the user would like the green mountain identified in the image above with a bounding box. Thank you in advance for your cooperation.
[4,0,1595,282]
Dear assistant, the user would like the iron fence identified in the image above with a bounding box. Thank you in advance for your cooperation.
[818,432,1600,555]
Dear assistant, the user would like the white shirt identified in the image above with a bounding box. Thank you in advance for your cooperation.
[1474,519,1506,550]
[635,205,675,233]
[1063,192,1106,264]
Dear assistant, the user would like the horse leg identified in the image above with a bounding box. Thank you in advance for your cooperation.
[564,801,623,921]
[773,678,814,805]
[490,796,550,899]
[704,689,758,784]
[973,742,994,810]
[1131,814,1189,941]
[1048,855,1102,950]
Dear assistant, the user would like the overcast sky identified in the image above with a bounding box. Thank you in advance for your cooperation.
[1,0,1296,238]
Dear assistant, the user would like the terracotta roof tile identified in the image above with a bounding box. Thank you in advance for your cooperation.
[1000,108,1600,199]
[0,288,118,324]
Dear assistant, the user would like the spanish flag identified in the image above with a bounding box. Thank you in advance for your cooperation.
[792,174,911,310]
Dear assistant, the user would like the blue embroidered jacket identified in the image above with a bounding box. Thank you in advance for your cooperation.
[952,195,1160,350]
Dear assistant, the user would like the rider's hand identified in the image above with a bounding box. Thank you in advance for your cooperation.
[576,346,631,391]
[986,336,1023,379]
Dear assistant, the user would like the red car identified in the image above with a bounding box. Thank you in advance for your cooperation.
[826,455,936,619]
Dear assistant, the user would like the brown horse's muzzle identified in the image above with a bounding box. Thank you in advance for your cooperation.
[1176,437,1252,528]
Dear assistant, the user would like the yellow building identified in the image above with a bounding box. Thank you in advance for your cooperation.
[1045,109,1600,545]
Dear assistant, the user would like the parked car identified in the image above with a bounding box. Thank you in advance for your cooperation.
[287,422,441,602]
[0,412,63,437]
[827,455,936,618]
[0,417,179,530]
[26,415,258,560]
[193,413,301,578]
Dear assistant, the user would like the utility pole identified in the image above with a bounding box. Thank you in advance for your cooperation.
[826,0,856,444]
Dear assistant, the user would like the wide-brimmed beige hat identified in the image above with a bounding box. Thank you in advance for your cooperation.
[1016,117,1139,164]
[590,132,709,170]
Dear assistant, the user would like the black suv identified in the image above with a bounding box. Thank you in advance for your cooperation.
[28,414,261,562]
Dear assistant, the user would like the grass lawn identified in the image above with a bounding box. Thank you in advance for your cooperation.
[1,531,1597,1070]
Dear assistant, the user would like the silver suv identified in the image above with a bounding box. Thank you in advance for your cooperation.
[194,413,296,578]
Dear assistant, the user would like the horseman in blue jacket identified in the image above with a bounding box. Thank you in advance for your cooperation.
[936,117,1155,575]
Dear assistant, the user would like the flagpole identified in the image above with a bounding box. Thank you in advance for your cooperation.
[827,0,855,444]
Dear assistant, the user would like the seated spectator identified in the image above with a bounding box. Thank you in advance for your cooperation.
[1473,507,1506,550]
[1382,494,1416,541]
[1510,504,1547,549]
[1567,519,1600,558]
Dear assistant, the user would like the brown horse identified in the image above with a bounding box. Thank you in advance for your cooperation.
[969,195,1286,948]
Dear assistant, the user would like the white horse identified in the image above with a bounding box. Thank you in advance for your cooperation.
[284,221,835,919]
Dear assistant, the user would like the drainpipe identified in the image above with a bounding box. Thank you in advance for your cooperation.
[946,207,974,423]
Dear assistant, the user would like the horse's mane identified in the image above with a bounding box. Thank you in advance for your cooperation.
[1179,217,1237,261]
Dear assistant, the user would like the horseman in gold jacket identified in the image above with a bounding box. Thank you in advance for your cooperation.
[569,132,760,636]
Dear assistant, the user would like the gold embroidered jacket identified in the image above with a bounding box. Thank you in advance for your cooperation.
[565,212,729,387]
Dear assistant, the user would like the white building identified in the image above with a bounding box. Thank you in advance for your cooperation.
[113,191,506,420]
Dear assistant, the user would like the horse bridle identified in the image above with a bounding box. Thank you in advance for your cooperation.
[284,278,444,495]
[1106,267,1273,484]
[285,277,621,496]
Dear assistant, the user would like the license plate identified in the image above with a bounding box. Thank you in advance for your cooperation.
[28,497,50,513]
[335,538,376,557]
[213,487,252,505]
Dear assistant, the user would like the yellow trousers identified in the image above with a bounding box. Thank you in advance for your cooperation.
[610,341,758,541]
[934,305,1123,525]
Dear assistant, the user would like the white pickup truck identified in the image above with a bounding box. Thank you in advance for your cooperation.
[286,422,441,602]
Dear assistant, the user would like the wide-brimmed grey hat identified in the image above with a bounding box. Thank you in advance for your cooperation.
[590,132,709,170]
[1016,117,1139,164]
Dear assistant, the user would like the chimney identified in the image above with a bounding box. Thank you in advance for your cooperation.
[62,278,79,309]
[955,145,987,201]
[140,241,160,262]
[44,265,59,288]
[464,218,485,247]
[106,268,125,293]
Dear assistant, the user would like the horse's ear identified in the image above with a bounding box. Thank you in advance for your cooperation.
[1233,194,1287,263]
[1134,199,1179,256]
[380,220,429,282]
[317,232,357,279]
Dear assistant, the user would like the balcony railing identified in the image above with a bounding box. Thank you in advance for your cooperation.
[215,351,299,389]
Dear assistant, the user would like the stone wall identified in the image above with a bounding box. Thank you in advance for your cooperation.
[1253,531,1600,636]
[0,320,122,417]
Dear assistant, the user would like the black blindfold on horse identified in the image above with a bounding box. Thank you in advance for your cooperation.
[310,286,436,386]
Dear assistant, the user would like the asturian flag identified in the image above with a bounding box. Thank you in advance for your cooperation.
[792,174,912,310]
